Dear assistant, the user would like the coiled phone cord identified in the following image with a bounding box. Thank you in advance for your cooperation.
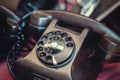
[7,20,25,80]
[7,12,36,80]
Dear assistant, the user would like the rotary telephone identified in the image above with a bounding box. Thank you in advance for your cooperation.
[0,6,120,80]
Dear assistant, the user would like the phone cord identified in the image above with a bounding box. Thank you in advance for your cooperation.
[7,20,25,80]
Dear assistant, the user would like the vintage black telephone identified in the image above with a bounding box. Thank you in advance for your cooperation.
[0,6,119,80]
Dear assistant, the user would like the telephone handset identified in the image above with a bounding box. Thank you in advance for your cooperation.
[9,10,120,80]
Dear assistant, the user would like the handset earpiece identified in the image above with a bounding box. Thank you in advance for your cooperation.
[98,35,120,63]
